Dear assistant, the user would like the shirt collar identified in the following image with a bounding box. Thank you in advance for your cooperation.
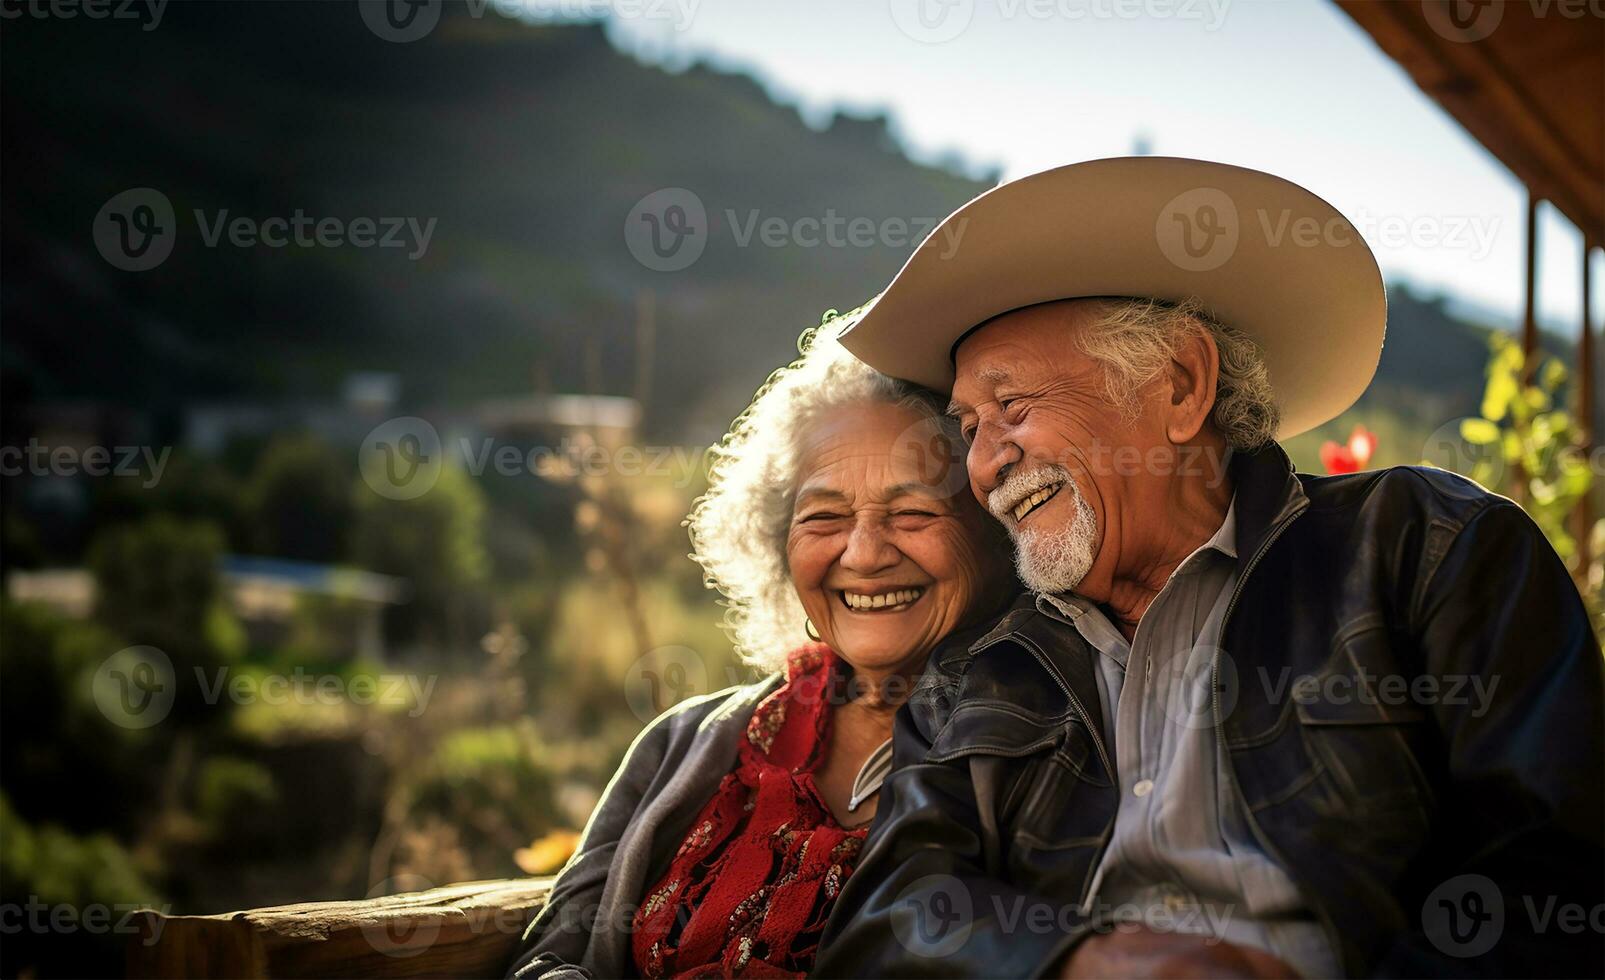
[1201,494,1239,560]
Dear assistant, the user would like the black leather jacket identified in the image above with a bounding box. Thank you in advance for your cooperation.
[814,445,1605,978]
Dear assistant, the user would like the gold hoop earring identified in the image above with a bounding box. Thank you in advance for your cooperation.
[805,619,822,642]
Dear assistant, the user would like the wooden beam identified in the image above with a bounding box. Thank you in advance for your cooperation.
[1333,0,1604,243]
[126,877,553,979]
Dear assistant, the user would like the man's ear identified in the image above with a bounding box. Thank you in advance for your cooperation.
[1165,325,1220,444]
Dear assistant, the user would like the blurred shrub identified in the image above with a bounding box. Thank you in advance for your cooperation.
[0,790,159,979]
[88,515,244,686]
[279,592,382,664]
[1456,333,1592,560]
[194,756,277,832]
[1441,333,1603,640]
[94,453,248,555]
[0,600,158,837]
[351,464,490,650]
[404,720,560,877]
[245,435,353,562]
[0,792,156,910]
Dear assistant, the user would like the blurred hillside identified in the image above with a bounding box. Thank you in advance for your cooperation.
[1,2,1579,455]
[0,3,992,445]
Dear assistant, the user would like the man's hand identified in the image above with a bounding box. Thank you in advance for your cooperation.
[1059,926,1298,979]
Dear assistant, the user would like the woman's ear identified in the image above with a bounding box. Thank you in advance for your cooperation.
[1165,325,1220,444]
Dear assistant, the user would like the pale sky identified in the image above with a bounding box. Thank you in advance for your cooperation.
[544,0,1601,336]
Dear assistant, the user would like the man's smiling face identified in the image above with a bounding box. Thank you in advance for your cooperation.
[948,299,1178,599]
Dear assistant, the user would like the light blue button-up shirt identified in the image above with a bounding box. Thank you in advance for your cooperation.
[1036,498,1340,979]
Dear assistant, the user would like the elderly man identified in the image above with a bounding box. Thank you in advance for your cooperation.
[813,158,1604,978]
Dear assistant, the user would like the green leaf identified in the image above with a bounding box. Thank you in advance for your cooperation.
[1541,359,1568,393]
[1559,453,1593,497]
[1501,430,1524,463]
[1482,372,1517,422]
[1460,418,1501,445]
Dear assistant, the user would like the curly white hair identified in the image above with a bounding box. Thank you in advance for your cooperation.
[686,313,958,671]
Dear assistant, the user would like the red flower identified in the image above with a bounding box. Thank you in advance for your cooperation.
[1320,441,1359,474]
[1321,425,1377,475]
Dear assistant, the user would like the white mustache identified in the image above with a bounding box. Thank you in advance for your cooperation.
[987,464,1074,523]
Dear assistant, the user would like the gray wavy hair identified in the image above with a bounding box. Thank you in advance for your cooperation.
[1078,297,1281,451]
[686,314,957,672]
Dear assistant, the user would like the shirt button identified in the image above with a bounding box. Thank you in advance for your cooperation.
[1133,779,1154,798]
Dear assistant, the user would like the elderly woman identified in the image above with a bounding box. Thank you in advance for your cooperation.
[508,322,1013,979]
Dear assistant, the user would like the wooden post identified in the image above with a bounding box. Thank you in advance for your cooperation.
[1513,192,1541,503]
[1576,243,1597,573]
[1523,192,1540,378]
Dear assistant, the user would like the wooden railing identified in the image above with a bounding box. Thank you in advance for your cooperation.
[126,878,553,979]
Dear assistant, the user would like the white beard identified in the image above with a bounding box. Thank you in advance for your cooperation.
[989,466,1099,594]
[1014,485,1098,594]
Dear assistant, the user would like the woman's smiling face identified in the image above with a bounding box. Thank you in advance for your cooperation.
[786,400,1011,679]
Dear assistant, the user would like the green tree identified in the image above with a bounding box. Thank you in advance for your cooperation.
[351,465,490,651]
[88,515,245,682]
[244,435,353,562]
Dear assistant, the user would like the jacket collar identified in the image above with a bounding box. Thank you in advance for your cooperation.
[1227,441,1310,568]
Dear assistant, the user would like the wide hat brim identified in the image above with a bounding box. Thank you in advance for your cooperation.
[838,156,1386,439]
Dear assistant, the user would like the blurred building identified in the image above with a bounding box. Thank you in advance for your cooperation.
[6,556,406,662]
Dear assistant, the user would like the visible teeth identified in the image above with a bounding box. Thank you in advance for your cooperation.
[843,588,923,610]
[1011,483,1063,523]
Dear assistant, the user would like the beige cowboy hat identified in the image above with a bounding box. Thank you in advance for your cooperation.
[837,156,1387,439]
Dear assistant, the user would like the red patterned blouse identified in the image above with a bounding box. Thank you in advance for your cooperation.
[630,643,868,978]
